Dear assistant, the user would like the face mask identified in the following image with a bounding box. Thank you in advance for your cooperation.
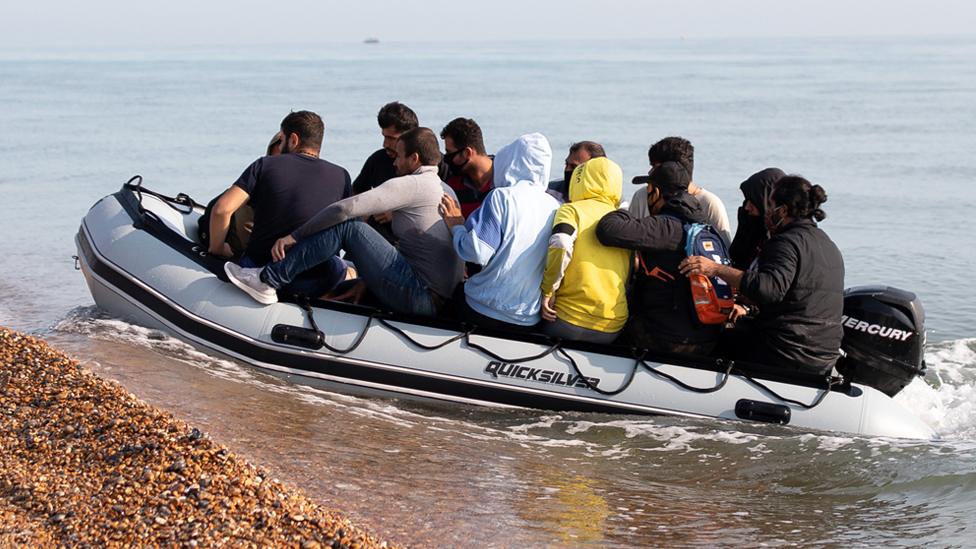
[450,160,468,177]
[564,170,574,185]
[445,150,468,177]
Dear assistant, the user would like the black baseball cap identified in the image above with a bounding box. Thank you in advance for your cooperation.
[634,161,690,195]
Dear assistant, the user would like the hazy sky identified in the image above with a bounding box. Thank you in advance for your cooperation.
[0,0,972,49]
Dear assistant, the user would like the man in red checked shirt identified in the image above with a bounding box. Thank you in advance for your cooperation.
[439,117,494,217]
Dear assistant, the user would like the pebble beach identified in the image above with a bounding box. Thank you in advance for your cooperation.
[0,327,394,548]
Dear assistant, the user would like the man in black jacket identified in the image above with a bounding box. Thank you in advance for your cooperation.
[679,176,844,375]
[596,161,720,355]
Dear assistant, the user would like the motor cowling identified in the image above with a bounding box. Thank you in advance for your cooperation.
[836,286,926,397]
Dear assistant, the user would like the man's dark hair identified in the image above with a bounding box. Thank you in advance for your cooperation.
[280,111,324,151]
[648,136,694,178]
[377,102,418,133]
[772,175,828,222]
[649,161,691,199]
[569,141,606,159]
[440,117,486,155]
[399,127,442,166]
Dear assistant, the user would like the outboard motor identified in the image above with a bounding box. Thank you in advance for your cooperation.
[836,286,926,397]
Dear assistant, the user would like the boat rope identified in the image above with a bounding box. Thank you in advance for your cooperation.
[376,317,472,351]
[125,175,200,215]
[556,346,641,396]
[740,374,839,409]
[637,357,734,394]
[557,348,736,397]
[298,297,836,408]
[463,336,562,364]
[297,298,374,354]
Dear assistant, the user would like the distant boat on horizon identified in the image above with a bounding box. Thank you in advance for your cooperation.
[363,37,380,44]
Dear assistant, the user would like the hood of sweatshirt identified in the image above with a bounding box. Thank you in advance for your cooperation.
[660,190,708,224]
[492,133,552,190]
[739,167,785,215]
[568,156,622,206]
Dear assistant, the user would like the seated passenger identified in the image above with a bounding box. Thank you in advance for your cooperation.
[628,137,732,244]
[539,157,630,343]
[352,102,421,244]
[679,176,844,374]
[439,133,560,331]
[352,102,418,194]
[546,141,606,204]
[198,131,283,257]
[224,127,464,318]
[209,111,352,298]
[440,118,494,217]
[266,131,284,156]
[728,167,785,270]
[597,161,720,355]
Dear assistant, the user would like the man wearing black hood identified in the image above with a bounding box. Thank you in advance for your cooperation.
[728,168,786,270]
[596,161,720,354]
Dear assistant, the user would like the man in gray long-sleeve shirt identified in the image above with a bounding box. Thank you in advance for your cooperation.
[225,127,464,317]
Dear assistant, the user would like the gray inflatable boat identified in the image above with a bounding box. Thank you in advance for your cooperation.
[75,179,935,439]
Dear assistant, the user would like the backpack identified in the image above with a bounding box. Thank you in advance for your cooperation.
[682,223,735,324]
[197,196,254,257]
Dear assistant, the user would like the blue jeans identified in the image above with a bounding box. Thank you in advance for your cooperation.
[240,254,345,299]
[262,220,439,317]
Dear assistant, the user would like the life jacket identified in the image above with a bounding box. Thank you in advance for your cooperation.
[682,223,735,324]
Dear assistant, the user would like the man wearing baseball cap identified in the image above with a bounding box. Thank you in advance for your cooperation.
[597,161,721,354]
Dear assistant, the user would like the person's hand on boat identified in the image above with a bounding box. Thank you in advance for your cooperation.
[678,255,719,277]
[271,235,296,262]
[438,194,465,229]
[541,294,557,322]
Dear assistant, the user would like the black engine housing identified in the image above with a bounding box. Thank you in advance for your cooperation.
[836,285,926,397]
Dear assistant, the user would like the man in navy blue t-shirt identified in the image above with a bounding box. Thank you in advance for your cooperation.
[208,110,352,297]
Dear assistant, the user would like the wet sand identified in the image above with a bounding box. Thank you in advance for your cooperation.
[0,327,395,548]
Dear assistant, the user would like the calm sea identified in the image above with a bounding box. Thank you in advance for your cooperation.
[2,37,975,547]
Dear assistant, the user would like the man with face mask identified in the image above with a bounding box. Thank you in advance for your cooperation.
[597,161,720,354]
[728,167,786,270]
[440,117,494,217]
[208,110,352,298]
[546,141,606,204]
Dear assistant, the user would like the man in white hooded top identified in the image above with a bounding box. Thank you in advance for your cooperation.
[440,133,560,331]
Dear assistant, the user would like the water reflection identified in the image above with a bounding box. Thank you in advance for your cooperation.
[515,469,610,544]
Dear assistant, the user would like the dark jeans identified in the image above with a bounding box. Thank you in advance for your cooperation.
[541,318,620,344]
[240,253,345,299]
[262,220,439,317]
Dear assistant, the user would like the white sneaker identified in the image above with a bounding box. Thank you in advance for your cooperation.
[224,262,278,305]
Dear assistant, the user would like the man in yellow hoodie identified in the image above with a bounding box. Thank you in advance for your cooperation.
[540,157,631,343]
